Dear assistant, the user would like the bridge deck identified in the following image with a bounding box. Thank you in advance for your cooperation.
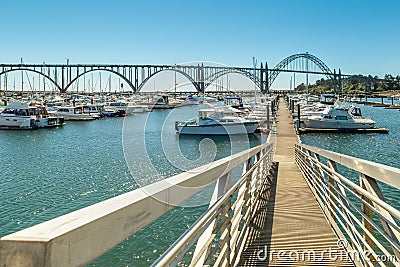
[238,98,354,266]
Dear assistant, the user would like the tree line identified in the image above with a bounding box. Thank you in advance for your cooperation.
[295,74,400,94]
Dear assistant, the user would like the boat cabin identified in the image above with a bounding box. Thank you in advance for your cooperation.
[57,106,95,114]
[198,109,223,119]
[156,94,169,104]
[320,94,337,105]
[224,96,243,109]
[1,102,32,117]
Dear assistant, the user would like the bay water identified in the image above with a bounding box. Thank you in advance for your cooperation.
[1,101,399,266]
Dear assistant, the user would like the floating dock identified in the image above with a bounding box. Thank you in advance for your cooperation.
[297,127,389,134]
[239,98,354,266]
[353,100,400,109]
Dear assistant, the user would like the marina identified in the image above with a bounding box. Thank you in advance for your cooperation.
[2,0,400,265]
[0,90,399,266]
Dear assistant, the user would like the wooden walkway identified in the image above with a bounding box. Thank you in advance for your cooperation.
[238,98,354,266]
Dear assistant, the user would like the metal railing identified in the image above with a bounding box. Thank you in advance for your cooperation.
[295,143,400,267]
[0,141,273,267]
[152,142,274,267]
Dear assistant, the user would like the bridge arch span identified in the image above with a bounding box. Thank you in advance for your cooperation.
[64,68,136,93]
[269,53,333,88]
[0,68,62,91]
[137,68,200,92]
[205,68,261,91]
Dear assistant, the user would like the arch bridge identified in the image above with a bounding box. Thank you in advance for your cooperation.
[0,53,346,93]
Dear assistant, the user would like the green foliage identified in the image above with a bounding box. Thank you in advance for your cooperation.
[295,74,400,94]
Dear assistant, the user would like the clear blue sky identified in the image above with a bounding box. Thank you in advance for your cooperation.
[1,0,400,89]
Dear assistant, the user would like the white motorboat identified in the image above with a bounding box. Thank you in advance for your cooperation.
[320,94,338,105]
[175,108,259,135]
[302,105,376,129]
[105,101,150,114]
[53,105,100,121]
[0,102,64,129]
[30,105,65,128]
[149,94,175,110]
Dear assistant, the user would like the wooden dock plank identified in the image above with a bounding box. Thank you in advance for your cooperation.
[238,98,354,266]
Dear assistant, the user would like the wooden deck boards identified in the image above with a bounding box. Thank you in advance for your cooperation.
[238,98,354,266]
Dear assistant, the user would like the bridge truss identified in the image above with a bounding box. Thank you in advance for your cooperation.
[0,53,344,93]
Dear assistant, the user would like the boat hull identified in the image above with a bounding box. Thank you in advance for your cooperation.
[35,117,65,128]
[177,122,259,135]
[303,118,376,129]
[54,113,99,121]
[106,106,150,114]
[0,116,35,129]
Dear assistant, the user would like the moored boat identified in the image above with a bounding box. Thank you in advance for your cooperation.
[302,105,376,129]
[105,101,150,114]
[30,105,65,128]
[149,94,175,110]
[0,102,64,129]
[53,106,100,121]
[175,108,259,135]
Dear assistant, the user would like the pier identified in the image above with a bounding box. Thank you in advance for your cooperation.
[297,128,389,134]
[1,97,400,266]
[238,98,353,266]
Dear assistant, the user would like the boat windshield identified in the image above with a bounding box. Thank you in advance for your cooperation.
[350,107,362,116]
[198,109,223,119]
[2,108,30,116]
[1,108,16,114]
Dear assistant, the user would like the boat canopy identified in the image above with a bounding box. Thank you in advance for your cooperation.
[198,109,223,119]
[4,102,30,110]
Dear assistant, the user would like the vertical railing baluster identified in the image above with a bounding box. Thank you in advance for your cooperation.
[328,160,363,254]
[225,196,232,267]
[190,171,232,266]
[360,174,400,261]
[360,173,376,266]
[327,160,337,224]
[313,154,328,200]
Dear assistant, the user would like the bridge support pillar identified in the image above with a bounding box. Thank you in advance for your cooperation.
[333,69,337,94]
[260,63,264,92]
[265,62,269,93]
[197,64,205,93]
[61,67,65,93]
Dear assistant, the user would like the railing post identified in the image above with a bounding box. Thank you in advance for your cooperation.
[359,173,376,266]
[360,174,400,261]
[223,196,232,267]
[328,160,363,253]
[313,153,330,208]
[327,160,337,223]
[190,171,232,266]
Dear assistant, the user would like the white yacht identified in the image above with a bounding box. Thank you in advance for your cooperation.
[175,108,259,135]
[54,105,100,121]
[149,94,175,110]
[30,105,65,128]
[105,101,150,114]
[303,105,376,129]
[0,102,64,129]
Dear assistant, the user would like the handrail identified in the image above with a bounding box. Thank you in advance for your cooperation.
[0,141,272,267]
[152,144,272,267]
[153,142,274,266]
[295,143,400,267]
[298,143,400,189]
